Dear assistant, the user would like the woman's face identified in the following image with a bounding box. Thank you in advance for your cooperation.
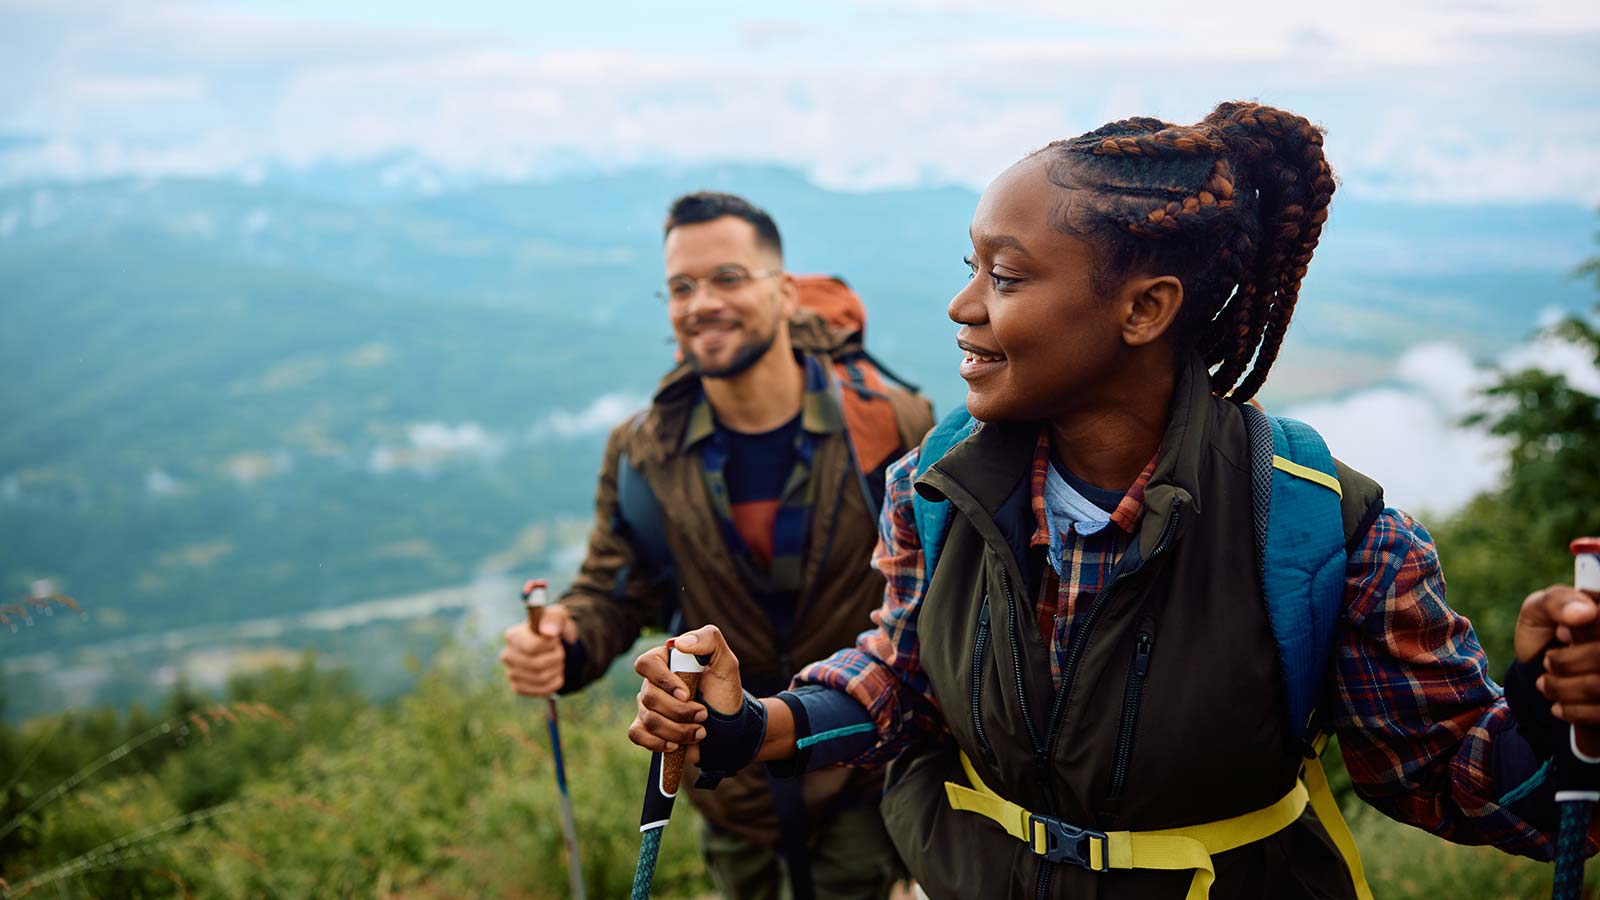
[951,155,1128,423]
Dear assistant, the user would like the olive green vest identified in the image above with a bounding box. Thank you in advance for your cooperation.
[881,356,1383,899]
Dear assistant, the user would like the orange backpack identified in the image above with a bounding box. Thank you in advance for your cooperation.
[791,274,923,489]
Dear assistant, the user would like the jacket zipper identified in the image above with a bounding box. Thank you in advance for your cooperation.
[1033,499,1184,900]
[998,566,1044,756]
[1108,632,1153,800]
[971,596,993,756]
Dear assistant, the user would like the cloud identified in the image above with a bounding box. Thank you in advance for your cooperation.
[221,449,294,485]
[534,393,646,441]
[144,468,185,496]
[1502,331,1600,396]
[1284,344,1504,517]
[1283,321,1600,518]
[0,0,1595,202]
[368,421,506,475]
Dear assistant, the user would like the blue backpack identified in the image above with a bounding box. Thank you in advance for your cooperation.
[911,404,1349,748]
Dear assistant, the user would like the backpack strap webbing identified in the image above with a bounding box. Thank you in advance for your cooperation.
[944,748,1374,900]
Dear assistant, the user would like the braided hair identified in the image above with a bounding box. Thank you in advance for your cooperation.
[1036,102,1336,402]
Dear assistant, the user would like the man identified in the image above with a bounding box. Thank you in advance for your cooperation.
[501,191,933,899]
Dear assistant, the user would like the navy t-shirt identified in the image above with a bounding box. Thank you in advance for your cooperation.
[718,414,802,567]
[1050,451,1126,514]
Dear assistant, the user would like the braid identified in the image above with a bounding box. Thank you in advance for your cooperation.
[1038,102,1336,402]
[1224,109,1335,400]
[1078,117,1171,141]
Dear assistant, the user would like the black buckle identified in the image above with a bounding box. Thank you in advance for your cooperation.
[1028,814,1108,871]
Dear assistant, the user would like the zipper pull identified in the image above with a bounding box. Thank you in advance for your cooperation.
[1133,633,1153,677]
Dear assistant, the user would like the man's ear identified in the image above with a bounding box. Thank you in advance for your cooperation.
[1121,275,1184,348]
[777,272,799,319]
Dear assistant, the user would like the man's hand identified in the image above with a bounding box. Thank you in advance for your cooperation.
[501,604,579,698]
[628,625,742,764]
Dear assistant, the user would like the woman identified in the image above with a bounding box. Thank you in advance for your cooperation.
[628,102,1600,899]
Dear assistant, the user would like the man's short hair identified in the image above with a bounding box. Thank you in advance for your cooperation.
[663,191,783,258]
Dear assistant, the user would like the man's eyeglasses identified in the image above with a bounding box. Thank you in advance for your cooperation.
[657,266,781,303]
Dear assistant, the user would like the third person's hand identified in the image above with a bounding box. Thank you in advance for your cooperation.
[1520,584,1600,754]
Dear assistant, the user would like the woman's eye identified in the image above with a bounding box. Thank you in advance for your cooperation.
[962,255,976,280]
[990,272,1020,290]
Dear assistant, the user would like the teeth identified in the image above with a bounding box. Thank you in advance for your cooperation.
[964,352,1004,363]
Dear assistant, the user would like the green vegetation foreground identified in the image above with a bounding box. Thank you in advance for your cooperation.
[3,649,1600,899]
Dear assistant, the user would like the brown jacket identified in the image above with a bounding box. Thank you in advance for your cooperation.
[559,310,934,843]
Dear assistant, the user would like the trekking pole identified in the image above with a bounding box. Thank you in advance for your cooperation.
[520,579,586,900]
[1553,538,1600,900]
[630,639,704,900]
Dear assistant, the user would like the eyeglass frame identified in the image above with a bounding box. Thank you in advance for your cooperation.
[656,265,783,303]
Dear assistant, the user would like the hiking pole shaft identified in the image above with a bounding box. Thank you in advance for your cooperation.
[631,641,704,900]
[1553,539,1600,900]
[522,580,586,900]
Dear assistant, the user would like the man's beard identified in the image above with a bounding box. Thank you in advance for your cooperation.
[683,317,779,380]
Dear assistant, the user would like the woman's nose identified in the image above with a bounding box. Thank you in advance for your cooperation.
[947,278,986,325]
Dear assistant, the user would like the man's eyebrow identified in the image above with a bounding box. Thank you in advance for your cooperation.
[667,262,751,279]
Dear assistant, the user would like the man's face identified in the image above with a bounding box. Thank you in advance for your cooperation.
[663,216,794,379]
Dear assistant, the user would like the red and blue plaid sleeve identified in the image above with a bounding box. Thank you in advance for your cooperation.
[1330,508,1597,858]
[794,448,945,767]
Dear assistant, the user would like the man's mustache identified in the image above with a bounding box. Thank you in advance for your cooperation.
[682,314,742,333]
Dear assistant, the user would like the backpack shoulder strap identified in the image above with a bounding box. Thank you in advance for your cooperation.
[911,405,979,586]
[613,446,682,632]
[1240,404,1347,749]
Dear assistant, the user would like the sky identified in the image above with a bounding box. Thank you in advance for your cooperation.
[1,0,1597,202]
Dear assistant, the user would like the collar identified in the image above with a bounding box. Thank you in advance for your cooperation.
[1028,430,1155,548]
[680,354,844,453]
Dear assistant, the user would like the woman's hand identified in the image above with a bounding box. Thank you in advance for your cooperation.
[628,625,743,764]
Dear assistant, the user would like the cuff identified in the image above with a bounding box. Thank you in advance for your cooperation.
[693,690,769,790]
[556,639,588,696]
[1503,657,1558,759]
[765,684,877,779]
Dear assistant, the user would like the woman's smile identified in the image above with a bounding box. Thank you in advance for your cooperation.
[957,337,1007,380]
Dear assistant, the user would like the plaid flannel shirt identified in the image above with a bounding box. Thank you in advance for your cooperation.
[796,428,1589,858]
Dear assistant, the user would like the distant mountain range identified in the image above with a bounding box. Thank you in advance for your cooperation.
[1,160,1593,719]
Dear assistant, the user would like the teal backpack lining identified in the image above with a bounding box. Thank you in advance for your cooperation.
[910,404,1347,749]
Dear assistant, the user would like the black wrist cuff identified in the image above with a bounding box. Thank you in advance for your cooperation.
[1504,656,1557,760]
[765,690,814,778]
[556,639,587,696]
[693,690,768,790]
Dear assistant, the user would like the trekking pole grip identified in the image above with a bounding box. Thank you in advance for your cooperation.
[522,578,548,632]
[1573,540,1600,758]
[663,643,703,794]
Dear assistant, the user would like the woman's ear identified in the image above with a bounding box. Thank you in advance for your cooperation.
[1121,275,1184,347]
